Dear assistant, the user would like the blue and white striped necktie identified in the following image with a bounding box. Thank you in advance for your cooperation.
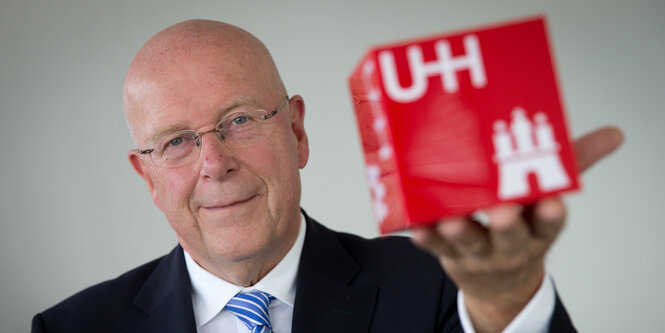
[225,291,276,333]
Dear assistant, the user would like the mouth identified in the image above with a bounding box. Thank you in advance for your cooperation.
[201,194,258,211]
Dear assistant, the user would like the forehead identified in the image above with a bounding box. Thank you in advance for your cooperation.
[128,52,279,143]
[124,25,287,141]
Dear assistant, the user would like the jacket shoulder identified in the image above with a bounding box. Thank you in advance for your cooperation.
[336,231,443,273]
[319,226,462,332]
[32,252,168,332]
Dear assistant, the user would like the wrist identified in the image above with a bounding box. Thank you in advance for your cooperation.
[462,264,545,332]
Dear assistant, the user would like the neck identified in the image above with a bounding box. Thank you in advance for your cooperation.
[184,217,301,287]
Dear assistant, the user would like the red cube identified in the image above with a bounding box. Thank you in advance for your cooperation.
[349,16,580,233]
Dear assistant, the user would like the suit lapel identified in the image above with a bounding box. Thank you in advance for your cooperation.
[119,215,379,333]
[292,213,378,333]
[125,246,197,333]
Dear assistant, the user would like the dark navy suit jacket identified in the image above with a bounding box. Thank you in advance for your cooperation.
[32,213,576,332]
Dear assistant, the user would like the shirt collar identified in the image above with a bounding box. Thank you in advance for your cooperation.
[183,213,306,327]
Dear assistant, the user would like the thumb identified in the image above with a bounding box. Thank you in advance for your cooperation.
[574,126,624,173]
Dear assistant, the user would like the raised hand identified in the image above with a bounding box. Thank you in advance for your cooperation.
[411,126,624,332]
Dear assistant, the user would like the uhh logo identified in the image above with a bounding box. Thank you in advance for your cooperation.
[378,35,487,102]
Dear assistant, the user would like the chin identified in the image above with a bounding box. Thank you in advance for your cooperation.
[207,227,275,262]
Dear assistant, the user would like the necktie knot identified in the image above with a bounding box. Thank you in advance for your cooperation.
[226,291,276,333]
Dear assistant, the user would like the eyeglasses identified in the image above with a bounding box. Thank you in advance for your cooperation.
[136,97,289,168]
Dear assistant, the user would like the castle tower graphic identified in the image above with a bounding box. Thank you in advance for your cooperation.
[493,107,571,200]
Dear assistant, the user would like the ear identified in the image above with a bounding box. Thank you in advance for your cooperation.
[128,150,163,211]
[288,95,310,169]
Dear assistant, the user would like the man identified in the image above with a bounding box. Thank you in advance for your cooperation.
[32,19,622,332]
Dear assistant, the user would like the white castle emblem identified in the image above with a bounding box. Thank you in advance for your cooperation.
[493,107,570,200]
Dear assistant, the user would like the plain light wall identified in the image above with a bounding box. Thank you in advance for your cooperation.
[1,0,663,332]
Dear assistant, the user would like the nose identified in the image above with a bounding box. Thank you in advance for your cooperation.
[198,130,238,180]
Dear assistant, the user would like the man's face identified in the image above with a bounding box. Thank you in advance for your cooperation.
[126,44,309,274]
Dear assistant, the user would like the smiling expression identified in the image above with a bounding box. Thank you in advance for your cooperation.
[124,20,309,283]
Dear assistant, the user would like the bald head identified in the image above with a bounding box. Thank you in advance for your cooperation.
[123,19,286,144]
[123,21,310,284]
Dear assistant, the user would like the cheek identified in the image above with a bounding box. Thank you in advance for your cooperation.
[252,128,298,169]
[152,167,198,211]
[252,131,302,194]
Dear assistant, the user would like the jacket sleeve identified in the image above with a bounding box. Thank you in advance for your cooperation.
[31,313,47,333]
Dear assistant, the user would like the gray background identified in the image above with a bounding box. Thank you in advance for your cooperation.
[1,0,663,332]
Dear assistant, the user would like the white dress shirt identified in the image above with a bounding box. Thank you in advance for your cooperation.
[458,274,556,333]
[184,213,555,332]
[184,215,306,333]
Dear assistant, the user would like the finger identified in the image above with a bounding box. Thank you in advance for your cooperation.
[530,197,566,242]
[574,126,624,173]
[411,225,459,258]
[485,204,530,255]
[435,217,489,257]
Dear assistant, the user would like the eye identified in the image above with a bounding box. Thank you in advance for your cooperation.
[161,134,192,151]
[168,137,185,146]
[232,115,248,125]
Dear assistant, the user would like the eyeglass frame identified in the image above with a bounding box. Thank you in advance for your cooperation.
[135,96,290,159]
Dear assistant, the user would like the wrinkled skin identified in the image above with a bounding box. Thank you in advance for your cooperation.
[124,21,309,286]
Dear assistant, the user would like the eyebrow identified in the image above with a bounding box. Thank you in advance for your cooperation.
[146,124,189,145]
[219,96,266,114]
[144,96,267,145]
